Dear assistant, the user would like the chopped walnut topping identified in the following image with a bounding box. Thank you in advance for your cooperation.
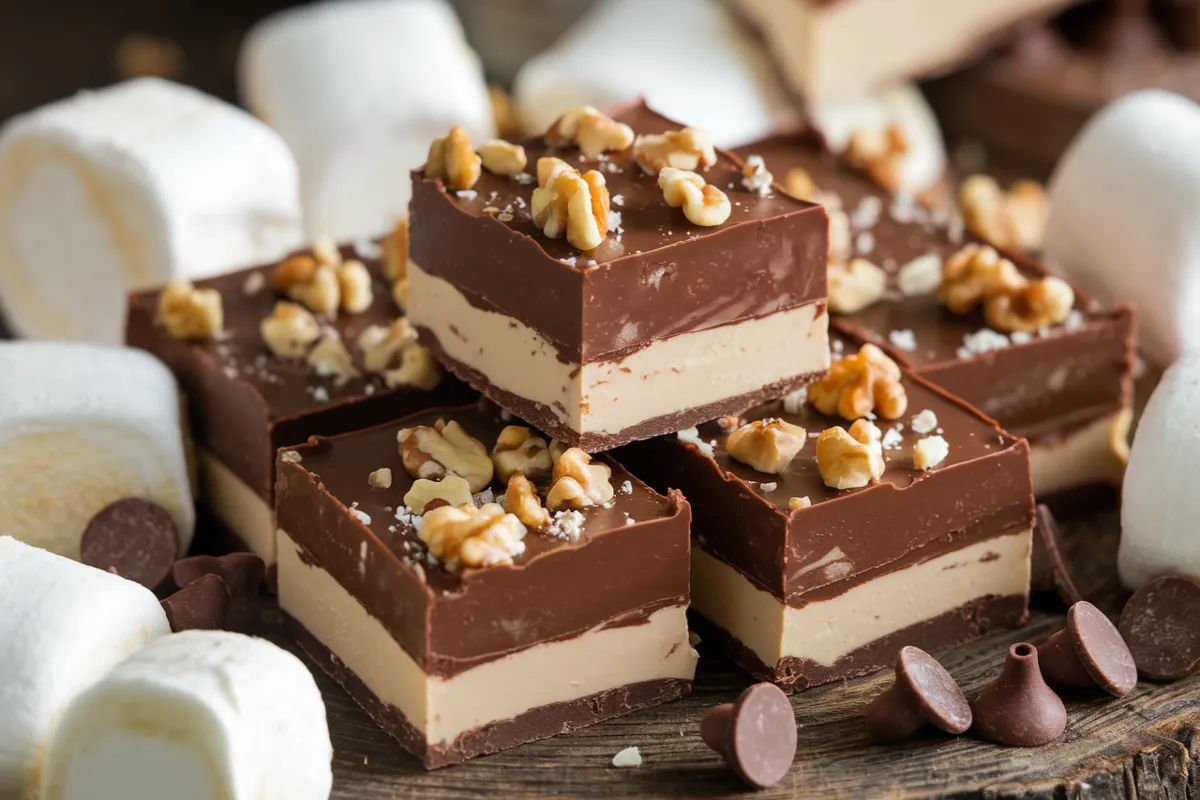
[358,318,417,373]
[307,332,361,383]
[398,421,494,492]
[404,475,474,514]
[897,253,943,296]
[312,235,342,267]
[808,343,907,421]
[939,244,1074,333]
[531,157,610,251]
[156,281,223,340]
[784,168,818,202]
[418,502,526,571]
[382,344,441,390]
[383,219,408,308]
[913,435,949,471]
[725,418,807,474]
[275,253,341,318]
[488,85,523,138]
[959,175,1047,253]
[788,496,812,510]
[828,258,887,314]
[816,419,885,490]
[741,155,774,196]
[659,167,731,227]
[260,301,320,357]
[491,425,553,482]
[505,473,550,528]
[844,125,909,193]
[478,139,528,176]
[545,105,634,158]
[911,409,938,435]
[368,467,393,489]
[632,128,716,174]
[546,447,614,510]
[336,260,373,314]
[985,275,1076,334]
[426,125,482,191]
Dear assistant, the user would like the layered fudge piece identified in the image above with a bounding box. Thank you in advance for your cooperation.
[619,340,1034,691]
[127,239,472,563]
[735,132,1135,495]
[407,101,829,451]
[276,400,697,768]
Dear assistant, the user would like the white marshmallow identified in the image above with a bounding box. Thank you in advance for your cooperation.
[40,630,333,800]
[0,537,170,798]
[0,341,194,560]
[0,78,304,344]
[1119,351,1200,589]
[1045,90,1200,366]
[240,0,494,240]
[513,0,797,147]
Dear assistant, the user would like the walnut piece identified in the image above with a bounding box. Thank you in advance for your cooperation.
[358,318,417,373]
[404,475,474,513]
[478,139,528,176]
[426,125,482,191]
[275,252,342,317]
[741,155,774,196]
[383,219,408,308]
[784,168,818,202]
[307,332,361,383]
[368,468,392,489]
[725,419,808,474]
[938,244,1074,333]
[156,281,223,340]
[531,157,610,251]
[546,447,614,510]
[659,167,731,227]
[383,344,441,390]
[828,258,887,314]
[260,301,320,358]
[545,106,634,158]
[807,343,907,421]
[491,425,553,483]
[418,502,526,571]
[959,175,1047,253]
[844,125,909,193]
[788,496,812,510]
[337,259,373,314]
[828,209,851,264]
[506,474,550,528]
[984,275,1076,334]
[397,420,494,492]
[489,84,524,139]
[817,419,885,490]
[913,435,949,471]
[632,128,716,174]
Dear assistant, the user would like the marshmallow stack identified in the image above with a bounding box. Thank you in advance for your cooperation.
[240,0,494,240]
[0,537,170,798]
[0,341,194,560]
[0,78,304,344]
[39,630,333,800]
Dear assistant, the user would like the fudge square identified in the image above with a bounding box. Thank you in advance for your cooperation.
[275,400,697,768]
[127,239,472,563]
[406,101,830,452]
[735,132,1136,495]
[618,339,1035,690]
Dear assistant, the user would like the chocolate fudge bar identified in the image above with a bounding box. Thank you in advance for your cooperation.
[618,339,1034,691]
[736,132,1135,495]
[276,400,697,768]
[407,101,829,452]
[127,240,473,563]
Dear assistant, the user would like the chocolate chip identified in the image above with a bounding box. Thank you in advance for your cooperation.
[1030,504,1083,607]
[1038,601,1137,696]
[80,498,179,590]
[865,646,971,743]
[161,573,229,632]
[172,553,265,634]
[1119,575,1200,681]
[970,643,1067,747]
[700,683,796,789]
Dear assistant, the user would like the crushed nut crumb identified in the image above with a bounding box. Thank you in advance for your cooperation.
[913,435,949,471]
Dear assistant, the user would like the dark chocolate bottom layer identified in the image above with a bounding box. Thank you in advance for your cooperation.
[286,615,692,769]
[692,593,1028,693]
[417,325,825,452]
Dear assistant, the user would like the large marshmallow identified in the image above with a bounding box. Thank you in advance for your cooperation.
[513,0,796,148]
[40,630,333,800]
[0,78,304,344]
[0,341,194,560]
[240,0,494,240]
[1045,90,1200,365]
[0,537,170,798]
[1119,352,1200,589]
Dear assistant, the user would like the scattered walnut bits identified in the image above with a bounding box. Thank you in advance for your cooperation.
[725,419,807,474]
[506,473,550,528]
[404,475,474,514]
[632,128,716,174]
[844,124,909,193]
[274,242,370,318]
[828,258,887,314]
[491,425,553,482]
[368,467,393,489]
[741,155,774,196]
[545,105,634,158]
[913,435,949,471]
[260,301,320,357]
[938,244,1074,333]
[427,125,482,192]
[828,209,851,264]
[546,447,614,511]
[788,496,812,511]
[478,139,528,176]
[418,502,526,571]
[157,281,223,340]
[338,259,374,314]
[357,319,441,390]
[659,167,731,227]
[383,219,408,309]
[307,331,361,383]
[784,168,818,203]
[808,343,907,421]
[816,420,885,490]
[398,420,494,492]
[531,157,610,251]
[959,175,1047,253]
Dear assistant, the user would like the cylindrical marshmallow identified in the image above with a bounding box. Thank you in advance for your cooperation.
[0,341,195,560]
[40,630,333,800]
[0,537,170,798]
[0,77,304,344]
[240,0,494,240]
[1045,90,1200,365]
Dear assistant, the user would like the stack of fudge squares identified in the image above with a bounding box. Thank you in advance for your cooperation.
[128,101,1134,768]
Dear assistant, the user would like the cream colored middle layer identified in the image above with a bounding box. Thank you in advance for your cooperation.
[406,260,830,436]
[1029,409,1131,496]
[692,530,1031,669]
[277,530,697,746]
[199,449,275,564]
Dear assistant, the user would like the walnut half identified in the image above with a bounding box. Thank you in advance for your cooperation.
[157,281,223,340]
[545,106,634,158]
[506,473,550,528]
[939,244,1074,333]
[959,175,1047,254]
[426,125,482,192]
[633,128,716,175]
[531,157,610,251]
[491,425,553,483]
[404,475,474,514]
[418,502,526,571]
[397,420,494,492]
[828,258,887,314]
[816,420,885,490]
[659,167,731,227]
[725,419,808,474]
[546,448,613,510]
[808,343,907,421]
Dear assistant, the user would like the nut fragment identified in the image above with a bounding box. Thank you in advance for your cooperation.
[156,281,223,340]
[358,318,418,374]
[275,252,342,317]
[725,419,808,474]
[506,474,550,528]
[808,343,907,421]
[491,425,553,482]
[489,84,523,139]
[984,275,1076,334]
[398,421,494,492]
[817,420,885,490]
[939,244,1074,332]
[959,175,1047,253]
[897,253,943,296]
[913,435,949,471]
[382,343,441,390]
[659,167,731,227]
[844,125,909,193]
[788,496,812,510]
[546,448,614,510]
[426,125,482,191]
[383,219,408,308]
[784,168,818,202]
[337,259,374,314]
[531,157,610,251]
[632,128,716,174]
[368,468,393,489]
[546,105,634,157]
[478,139,528,176]
[418,502,526,571]
[404,475,474,514]
[741,155,774,196]
[828,258,887,314]
[307,332,361,383]
[260,301,320,357]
